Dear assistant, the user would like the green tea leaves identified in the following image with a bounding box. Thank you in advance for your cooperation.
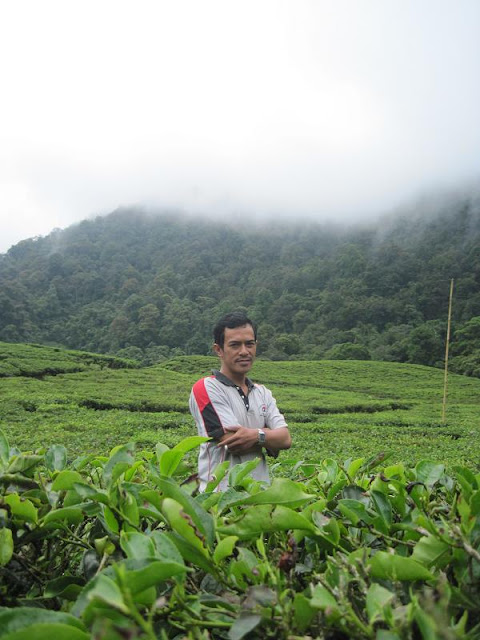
[0,432,479,639]
[0,527,14,565]
[415,461,445,488]
[369,551,434,581]
[158,435,208,476]
[45,445,67,472]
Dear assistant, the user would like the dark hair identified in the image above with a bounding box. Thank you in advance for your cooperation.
[213,311,257,348]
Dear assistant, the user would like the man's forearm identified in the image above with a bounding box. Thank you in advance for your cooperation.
[217,425,291,455]
[263,427,291,452]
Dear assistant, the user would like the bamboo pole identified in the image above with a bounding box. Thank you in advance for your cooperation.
[442,278,454,423]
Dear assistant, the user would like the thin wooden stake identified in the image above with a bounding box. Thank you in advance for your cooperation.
[442,278,454,423]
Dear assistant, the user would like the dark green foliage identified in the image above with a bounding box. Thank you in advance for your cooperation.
[0,191,480,373]
[450,316,480,377]
[324,342,371,360]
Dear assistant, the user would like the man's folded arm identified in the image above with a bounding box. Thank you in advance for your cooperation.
[219,424,291,456]
[264,426,291,454]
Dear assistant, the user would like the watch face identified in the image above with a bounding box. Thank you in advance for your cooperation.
[258,430,266,443]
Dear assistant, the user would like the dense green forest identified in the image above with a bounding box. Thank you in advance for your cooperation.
[1,189,480,375]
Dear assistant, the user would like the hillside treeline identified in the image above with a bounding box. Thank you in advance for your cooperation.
[1,191,480,375]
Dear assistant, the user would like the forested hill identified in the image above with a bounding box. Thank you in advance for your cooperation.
[1,190,480,375]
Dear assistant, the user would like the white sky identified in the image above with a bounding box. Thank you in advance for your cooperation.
[1,0,479,253]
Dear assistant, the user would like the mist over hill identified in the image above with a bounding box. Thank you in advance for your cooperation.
[1,189,480,376]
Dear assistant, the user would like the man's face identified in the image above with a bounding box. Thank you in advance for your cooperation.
[214,324,257,380]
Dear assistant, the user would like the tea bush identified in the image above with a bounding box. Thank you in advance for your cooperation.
[1,432,480,639]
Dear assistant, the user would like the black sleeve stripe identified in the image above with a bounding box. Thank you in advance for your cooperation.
[192,378,225,440]
[201,402,225,440]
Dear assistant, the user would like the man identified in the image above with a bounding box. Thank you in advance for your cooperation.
[189,311,292,491]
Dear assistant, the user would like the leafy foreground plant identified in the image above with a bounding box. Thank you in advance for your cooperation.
[0,432,479,639]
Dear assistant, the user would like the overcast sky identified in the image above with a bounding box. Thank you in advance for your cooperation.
[1,0,479,253]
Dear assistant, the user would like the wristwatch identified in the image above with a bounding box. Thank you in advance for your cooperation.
[257,429,266,445]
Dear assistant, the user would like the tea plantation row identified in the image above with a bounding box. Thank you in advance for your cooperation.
[1,342,480,469]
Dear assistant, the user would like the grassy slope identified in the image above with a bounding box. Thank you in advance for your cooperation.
[1,343,479,470]
[0,341,138,377]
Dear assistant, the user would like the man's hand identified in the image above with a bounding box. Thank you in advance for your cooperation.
[219,426,259,454]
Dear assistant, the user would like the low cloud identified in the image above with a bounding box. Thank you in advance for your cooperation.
[1,0,479,252]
